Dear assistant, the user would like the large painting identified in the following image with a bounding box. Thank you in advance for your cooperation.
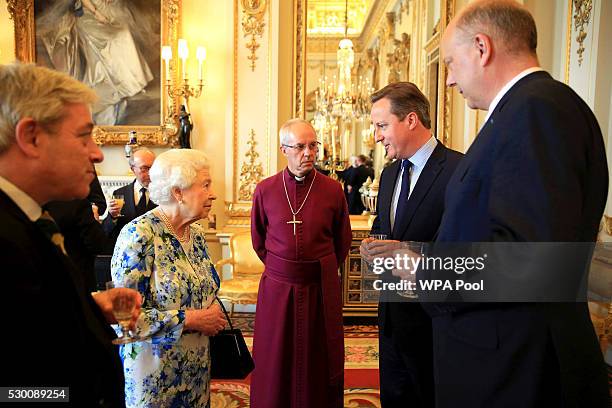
[8,0,181,145]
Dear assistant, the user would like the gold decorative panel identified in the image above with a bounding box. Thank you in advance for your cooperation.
[241,0,267,71]
[238,130,264,201]
[572,0,593,67]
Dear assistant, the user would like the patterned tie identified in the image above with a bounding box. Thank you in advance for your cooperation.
[35,210,68,255]
[136,187,147,215]
[392,159,413,237]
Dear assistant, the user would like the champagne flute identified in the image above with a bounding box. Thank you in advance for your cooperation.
[106,281,139,344]
[112,194,125,217]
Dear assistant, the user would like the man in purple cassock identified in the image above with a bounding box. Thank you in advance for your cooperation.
[250,118,352,408]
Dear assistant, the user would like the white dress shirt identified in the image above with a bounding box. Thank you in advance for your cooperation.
[0,175,42,221]
[483,66,545,125]
[390,135,438,230]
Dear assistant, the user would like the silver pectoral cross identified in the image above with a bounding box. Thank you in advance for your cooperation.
[287,214,303,235]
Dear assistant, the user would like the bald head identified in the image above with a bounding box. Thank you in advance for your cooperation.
[129,148,156,187]
[441,0,540,110]
[453,0,537,56]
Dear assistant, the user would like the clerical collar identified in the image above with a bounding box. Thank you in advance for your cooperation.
[286,168,311,182]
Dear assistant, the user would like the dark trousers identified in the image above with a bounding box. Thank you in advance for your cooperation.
[379,323,435,408]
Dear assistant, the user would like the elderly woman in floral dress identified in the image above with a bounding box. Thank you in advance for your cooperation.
[111,149,226,407]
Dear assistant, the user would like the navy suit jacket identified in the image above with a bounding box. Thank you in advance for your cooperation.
[102,180,157,254]
[430,71,609,407]
[0,191,125,407]
[372,142,462,334]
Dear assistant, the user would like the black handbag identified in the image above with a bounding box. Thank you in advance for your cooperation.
[210,297,255,379]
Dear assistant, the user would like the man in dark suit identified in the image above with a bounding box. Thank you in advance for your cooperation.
[344,155,371,215]
[103,147,156,253]
[47,175,110,292]
[0,62,140,407]
[360,82,462,407]
[423,0,609,406]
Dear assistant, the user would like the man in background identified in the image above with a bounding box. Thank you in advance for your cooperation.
[344,154,371,215]
[360,82,462,407]
[47,174,110,292]
[103,147,156,253]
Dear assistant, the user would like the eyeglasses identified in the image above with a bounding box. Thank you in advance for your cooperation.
[133,166,151,172]
[282,141,321,152]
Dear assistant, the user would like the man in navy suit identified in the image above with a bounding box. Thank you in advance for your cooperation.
[0,62,141,406]
[425,0,609,406]
[103,147,156,253]
[360,82,462,407]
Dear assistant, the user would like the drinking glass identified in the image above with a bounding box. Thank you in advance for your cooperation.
[106,281,139,345]
[112,194,125,217]
[362,233,388,274]
[369,234,388,241]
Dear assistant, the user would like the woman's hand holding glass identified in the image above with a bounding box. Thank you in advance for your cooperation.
[184,303,227,336]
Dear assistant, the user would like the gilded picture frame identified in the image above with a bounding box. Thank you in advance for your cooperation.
[8,0,182,146]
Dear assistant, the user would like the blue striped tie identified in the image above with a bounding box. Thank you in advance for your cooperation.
[392,159,412,237]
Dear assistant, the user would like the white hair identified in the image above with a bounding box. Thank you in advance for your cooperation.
[148,149,210,205]
[278,118,316,146]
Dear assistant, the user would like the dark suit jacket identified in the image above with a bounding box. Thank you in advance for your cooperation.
[372,142,462,335]
[102,180,156,254]
[46,199,109,292]
[432,71,609,407]
[0,191,125,407]
[345,164,370,215]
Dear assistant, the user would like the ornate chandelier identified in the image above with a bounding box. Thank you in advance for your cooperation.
[311,0,373,178]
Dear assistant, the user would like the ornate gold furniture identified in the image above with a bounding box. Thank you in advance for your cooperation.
[215,230,264,315]
[342,216,378,317]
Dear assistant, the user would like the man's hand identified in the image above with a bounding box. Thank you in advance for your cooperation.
[93,288,142,330]
[360,238,401,264]
[91,203,100,222]
[107,199,122,218]
[390,244,423,282]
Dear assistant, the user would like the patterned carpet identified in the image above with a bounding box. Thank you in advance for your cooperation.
[211,314,380,407]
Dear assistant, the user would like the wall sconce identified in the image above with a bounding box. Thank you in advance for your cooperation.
[162,39,206,106]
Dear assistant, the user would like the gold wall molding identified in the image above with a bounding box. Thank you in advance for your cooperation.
[604,215,612,236]
[438,0,455,147]
[241,0,267,71]
[9,0,182,146]
[360,0,393,49]
[572,0,592,67]
[293,0,307,118]
[7,0,34,62]
[384,11,396,40]
[386,32,410,83]
[238,130,264,201]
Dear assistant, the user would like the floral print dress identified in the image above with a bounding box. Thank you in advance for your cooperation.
[111,212,219,408]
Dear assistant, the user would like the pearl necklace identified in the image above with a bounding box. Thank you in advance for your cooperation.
[158,208,191,243]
